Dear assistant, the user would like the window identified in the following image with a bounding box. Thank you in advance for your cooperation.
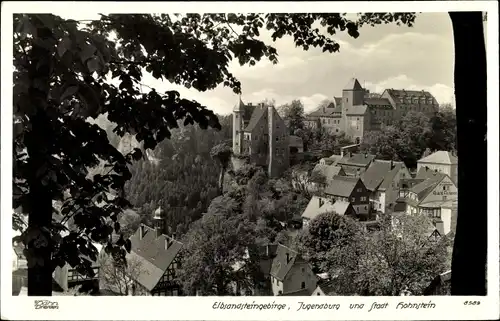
[317,293,321,296]
[276,137,279,141]
[351,197,355,202]
[379,203,381,209]
[357,188,362,192]
[336,129,339,132]
[364,206,367,210]
[301,282,306,289]
[301,267,305,273]
[235,114,239,118]
[361,196,367,201]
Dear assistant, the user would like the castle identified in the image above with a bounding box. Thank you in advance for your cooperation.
[305,78,440,143]
[232,99,290,178]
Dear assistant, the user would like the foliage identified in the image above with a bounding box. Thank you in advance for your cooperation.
[99,252,144,296]
[295,126,352,153]
[178,196,256,295]
[285,163,327,198]
[12,12,416,295]
[278,99,305,135]
[210,141,233,194]
[361,109,457,168]
[297,212,362,273]
[304,213,451,296]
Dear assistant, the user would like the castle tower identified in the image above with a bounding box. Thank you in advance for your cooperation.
[342,78,365,108]
[233,96,244,155]
[153,204,165,237]
[342,78,365,133]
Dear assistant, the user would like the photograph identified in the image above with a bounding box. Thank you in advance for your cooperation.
[1,2,497,320]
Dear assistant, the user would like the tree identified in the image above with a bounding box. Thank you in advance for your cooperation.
[210,142,233,195]
[118,209,141,239]
[298,212,362,273]
[361,111,432,168]
[428,106,457,153]
[449,12,487,295]
[350,214,451,296]
[278,99,305,134]
[99,253,144,296]
[12,12,417,295]
[178,196,256,295]
[286,163,326,197]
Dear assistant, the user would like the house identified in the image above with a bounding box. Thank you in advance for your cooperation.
[336,153,376,177]
[417,151,458,185]
[52,243,102,292]
[324,175,371,219]
[232,99,290,177]
[311,279,337,296]
[301,196,356,227]
[267,244,317,296]
[304,78,440,142]
[312,164,346,182]
[395,172,458,235]
[360,159,411,214]
[125,206,183,296]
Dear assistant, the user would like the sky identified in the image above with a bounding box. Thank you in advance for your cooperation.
[63,12,456,115]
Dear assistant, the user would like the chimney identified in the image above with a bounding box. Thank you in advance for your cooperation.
[319,197,324,207]
[286,253,290,264]
[390,160,394,170]
[266,244,271,257]
[364,153,368,158]
[323,107,326,113]
[172,232,177,240]
[165,238,169,250]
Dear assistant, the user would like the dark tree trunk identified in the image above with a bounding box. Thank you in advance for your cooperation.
[449,12,487,295]
[25,23,55,296]
[26,111,54,296]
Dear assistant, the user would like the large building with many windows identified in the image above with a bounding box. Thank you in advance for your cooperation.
[305,78,440,143]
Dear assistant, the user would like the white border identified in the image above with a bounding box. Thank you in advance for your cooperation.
[1,1,499,320]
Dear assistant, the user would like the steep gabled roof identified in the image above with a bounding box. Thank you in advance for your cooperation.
[244,107,267,132]
[384,89,438,105]
[337,153,376,167]
[316,279,337,295]
[343,78,363,91]
[364,97,393,107]
[345,105,367,115]
[361,160,405,191]
[334,97,343,107]
[416,167,449,180]
[313,164,344,180]
[410,175,445,200]
[128,224,183,291]
[301,196,336,221]
[270,244,305,281]
[325,176,360,197]
[418,151,458,165]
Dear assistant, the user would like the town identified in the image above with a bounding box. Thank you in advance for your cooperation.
[12,78,458,297]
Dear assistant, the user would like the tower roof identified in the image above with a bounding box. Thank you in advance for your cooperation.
[153,205,164,219]
[343,78,363,91]
[233,96,245,112]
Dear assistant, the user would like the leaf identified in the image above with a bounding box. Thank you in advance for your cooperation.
[60,86,79,101]
[114,222,121,233]
[80,43,97,63]
[57,37,72,57]
[87,57,100,73]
